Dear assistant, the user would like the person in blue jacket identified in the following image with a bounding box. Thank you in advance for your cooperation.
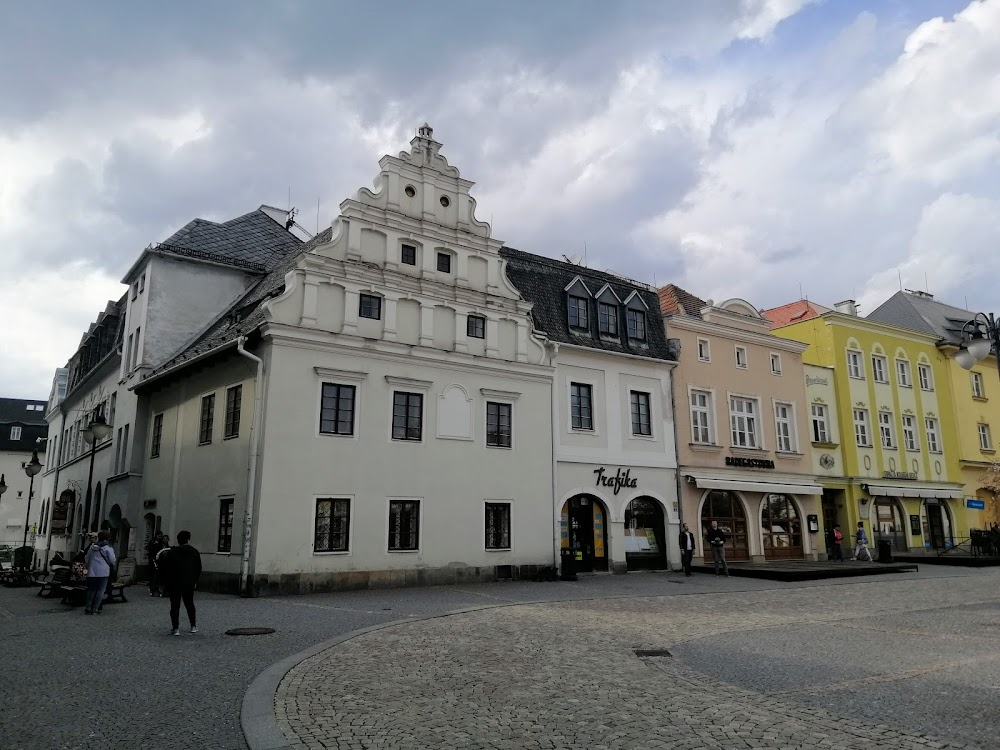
[84,530,117,615]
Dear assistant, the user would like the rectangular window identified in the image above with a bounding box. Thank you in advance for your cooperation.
[896,360,912,387]
[132,281,138,300]
[436,252,452,273]
[979,423,993,451]
[217,498,234,553]
[626,309,646,341]
[485,502,511,550]
[401,244,416,265]
[925,418,940,453]
[847,350,863,379]
[770,353,782,375]
[224,385,242,439]
[902,415,918,451]
[486,401,512,448]
[690,390,713,444]
[811,403,829,443]
[314,498,350,553]
[391,392,423,441]
[125,333,134,373]
[139,273,145,293]
[199,394,215,445]
[878,411,895,449]
[114,428,122,472]
[774,402,795,452]
[121,424,129,472]
[972,372,985,399]
[630,391,652,436]
[320,383,356,436]
[853,408,871,447]
[150,414,163,458]
[598,302,618,335]
[359,294,382,320]
[568,296,589,329]
[697,338,710,362]
[9,426,21,441]
[729,397,759,449]
[918,364,933,391]
[388,499,420,551]
[735,346,748,369]
[570,383,594,430]
[467,315,486,339]
[110,393,116,426]
[872,355,887,383]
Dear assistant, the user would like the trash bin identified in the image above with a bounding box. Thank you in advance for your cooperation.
[876,539,893,564]
[559,548,577,581]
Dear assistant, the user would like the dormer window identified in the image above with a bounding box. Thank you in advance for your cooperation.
[568,295,589,329]
[626,309,646,341]
[598,302,618,335]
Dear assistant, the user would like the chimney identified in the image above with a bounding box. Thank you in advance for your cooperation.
[834,299,858,316]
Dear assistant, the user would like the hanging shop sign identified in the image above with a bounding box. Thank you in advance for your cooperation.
[725,456,775,469]
[593,467,638,495]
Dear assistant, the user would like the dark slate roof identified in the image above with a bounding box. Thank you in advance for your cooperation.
[157,208,302,273]
[500,247,674,361]
[144,227,333,382]
[0,398,48,452]
[867,291,976,344]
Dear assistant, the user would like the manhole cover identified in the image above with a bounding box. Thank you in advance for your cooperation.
[225,627,276,636]
[634,649,672,658]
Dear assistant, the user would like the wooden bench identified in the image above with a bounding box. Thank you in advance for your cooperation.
[37,568,71,597]
[104,559,136,603]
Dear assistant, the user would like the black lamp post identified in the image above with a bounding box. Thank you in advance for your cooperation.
[80,414,112,550]
[955,313,1000,376]
[21,450,42,573]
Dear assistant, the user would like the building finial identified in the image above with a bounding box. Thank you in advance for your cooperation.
[418,122,433,139]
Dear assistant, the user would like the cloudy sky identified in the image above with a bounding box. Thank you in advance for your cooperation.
[2,0,998,398]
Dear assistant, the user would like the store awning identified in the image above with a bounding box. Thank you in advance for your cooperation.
[692,477,824,496]
[865,484,964,500]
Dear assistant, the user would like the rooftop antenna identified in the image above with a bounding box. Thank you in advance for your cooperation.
[584,242,588,268]
[925,272,929,293]
[316,197,320,235]
[798,281,803,300]
[288,186,291,212]
[897,269,902,291]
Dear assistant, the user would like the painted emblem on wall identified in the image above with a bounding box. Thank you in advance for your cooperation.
[820,454,835,470]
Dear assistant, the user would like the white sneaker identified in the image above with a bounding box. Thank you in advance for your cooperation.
[171,629,180,636]
[190,626,199,634]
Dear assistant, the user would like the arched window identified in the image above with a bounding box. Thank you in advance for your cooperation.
[701,491,749,560]
[761,494,803,559]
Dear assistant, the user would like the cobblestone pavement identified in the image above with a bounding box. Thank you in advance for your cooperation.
[277,570,1000,750]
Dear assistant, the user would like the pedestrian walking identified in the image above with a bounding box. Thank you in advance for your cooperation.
[705,521,729,576]
[83,530,117,615]
[147,533,165,596]
[153,536,172,597]
[162,530,202,636]
[678,523,696,577]
[854,522,873,561]
[831,524,845,561]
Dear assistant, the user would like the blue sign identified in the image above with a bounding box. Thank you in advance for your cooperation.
[966,498,986,510]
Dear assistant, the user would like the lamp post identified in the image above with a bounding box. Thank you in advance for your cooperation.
[955,312,1000,376]
[80,414,112,550]
[21,450,42,573]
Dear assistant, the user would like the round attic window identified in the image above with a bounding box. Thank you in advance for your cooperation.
[404,185,416,198]
[439,195,450,207]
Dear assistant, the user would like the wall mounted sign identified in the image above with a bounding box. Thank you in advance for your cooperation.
[806,376,829,386]
[143,499,157,509]
[594,467,638,495]
[966,498,986,510]
[819,454,835,469]
[909,514,922,535]
[882,471,917,480]
[725,456,775,469]
[807,514,819,533]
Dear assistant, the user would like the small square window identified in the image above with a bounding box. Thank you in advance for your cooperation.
[437,253,452,273]
[770,353,782,375]
[467,315,486,339]
[697,339,710,362]
[735,346,748,369]
[9,426,21,441]
[359,294,382,320]
[485,502,511,550]
[401,244,416,265]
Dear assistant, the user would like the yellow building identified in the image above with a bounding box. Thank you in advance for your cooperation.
[765,299,967,555]
[869,291,1000,530]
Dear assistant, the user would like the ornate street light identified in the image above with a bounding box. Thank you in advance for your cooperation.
[21,450,42,573]
[955,313,1000,376]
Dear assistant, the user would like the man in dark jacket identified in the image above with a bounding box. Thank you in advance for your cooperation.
[678,523,696,577]
[162,530,202,636]
[705,521,730,576]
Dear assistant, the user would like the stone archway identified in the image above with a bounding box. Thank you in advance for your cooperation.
[760,494,804,560]
[624,496,667,570]
[872,497,907,551]
[700,490,750,561]
[560,495,609,572]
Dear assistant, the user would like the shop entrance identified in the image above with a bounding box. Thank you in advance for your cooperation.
[700,490,750,561]
[624,497,667,570]
[560,495,608,573]
[873,498,907,551]
[761,493,804,560]
[924,500,953,550]
[821,490,843,560]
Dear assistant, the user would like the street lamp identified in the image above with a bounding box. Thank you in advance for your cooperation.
[955,313,1000,376]
[21,450,42,573]
[80,414,112,548]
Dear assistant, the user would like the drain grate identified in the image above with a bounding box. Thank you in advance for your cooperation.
[226,627,276,636]
[634,649,672,658]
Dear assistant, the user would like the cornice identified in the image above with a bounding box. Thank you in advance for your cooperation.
[668,316,809,353]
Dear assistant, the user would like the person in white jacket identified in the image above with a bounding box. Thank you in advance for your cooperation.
[84,530,117,615]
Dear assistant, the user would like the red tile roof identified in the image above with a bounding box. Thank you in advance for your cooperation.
[657,284,708,317]
[761,300,830,329]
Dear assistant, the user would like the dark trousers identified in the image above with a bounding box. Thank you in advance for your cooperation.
[832,543,844,561]
[169,588,196,630]
[85,576,108,612]
[681,549,694,575]
[149,567,159,594]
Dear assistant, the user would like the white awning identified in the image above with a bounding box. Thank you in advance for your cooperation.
[866,484,964,500]
[693,477,824,496]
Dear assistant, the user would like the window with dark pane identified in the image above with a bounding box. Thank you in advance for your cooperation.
[436,252,452,273]
[392,392,423,440]
[319,383,356,435]
[570,383,593,430]
[598,302,618,335]
[630,391,652,436]
[359,294,382,320]
[199,394,215,444]
[467,315,486,339]
[567,295,589,329]
[486,401,512,448]
[150,413,163,458]
[388,499,420,551]
[224,385,242,438]
[217,498,234,553]
[485,502,511,549]
[314,498,350,552]
[626,309,646,341]
[401,244,416,265]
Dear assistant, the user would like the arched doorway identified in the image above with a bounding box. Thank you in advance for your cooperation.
[701,490,750,561]
[873,497,906,551]
[107,504,123,552]
[560,495,608,572]
[624,497,667,570]
[761,494,803,559]
[923,500,953,550]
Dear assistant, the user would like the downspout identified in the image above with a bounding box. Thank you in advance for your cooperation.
[549,342,560,571]
[42,410,68,572]
[236,336,264,597]
[669,361,685,572]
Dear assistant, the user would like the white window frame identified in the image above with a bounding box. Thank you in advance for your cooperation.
[735,345,748,370]
[628,390,654,439]
[729,395,760,449]
[979,423,993,451]
[773,401,796,452]
[896,359,912,388]
[9,426,21,441]
[925,418,941,453]
[697,338,711,362]
[871,355,888,384]
[386,496,422,553]
[315,368,366,442]
[810,403,830,444]
[483,499,513,552]
[567,378,599,434]
[918,363,933,391]
[769,353,782,375]
[901,415,918,451]
[312,495,353,556]
[853,408,871,447]
[972,372,985,399]
[878,411,895,449]
[847,350,863,379]
[689,388,715,445]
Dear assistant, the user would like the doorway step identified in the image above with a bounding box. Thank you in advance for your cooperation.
[688,560,917,581]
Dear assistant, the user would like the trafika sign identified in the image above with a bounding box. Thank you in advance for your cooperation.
[594,467,638,495]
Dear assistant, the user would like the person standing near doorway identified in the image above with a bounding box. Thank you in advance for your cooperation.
[84,531,117,615]
[705,521,729,577]
[678,523,696,577]
[831,524,845,561]
[162,530,202,636]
